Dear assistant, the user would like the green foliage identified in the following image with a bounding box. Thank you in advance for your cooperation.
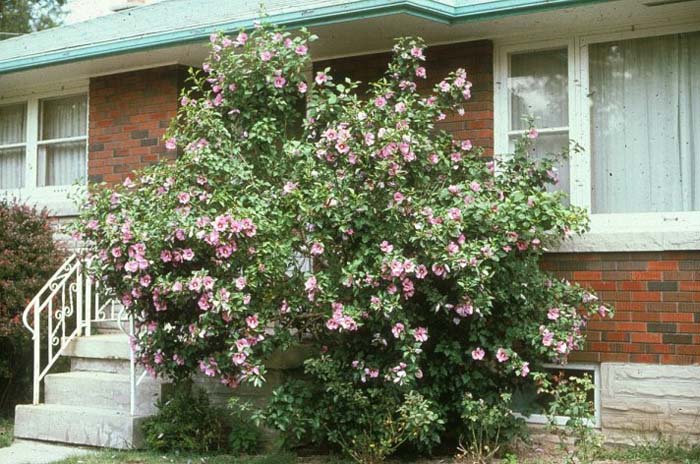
[228,397,261,455]
[457,393,525,463]
[142,386,230,453]
[0,0,66,38]
[539,372,603,464]
[600,440,700,464]
[0,199,66,414]
[0,417,12,448]
[74,23,612,464]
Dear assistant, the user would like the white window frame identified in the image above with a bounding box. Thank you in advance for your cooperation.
[495,23,700,252]
[516,363,601,428]
[0,83,89,216]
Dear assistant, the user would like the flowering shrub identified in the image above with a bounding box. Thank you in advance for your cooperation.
[0,199,66,413]
[73,23,612,461]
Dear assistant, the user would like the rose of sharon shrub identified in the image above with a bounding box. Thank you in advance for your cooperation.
[73,24,612,460]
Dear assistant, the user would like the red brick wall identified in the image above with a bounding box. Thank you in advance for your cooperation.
[314,40,493,156]
[543,252,700,365]
[88,65,186,185]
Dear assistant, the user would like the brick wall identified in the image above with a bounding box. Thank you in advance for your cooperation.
[314,40,494,156]
[543,252,700,365]
[88,65,186,185]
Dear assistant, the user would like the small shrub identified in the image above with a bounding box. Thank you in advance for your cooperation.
[540,372,602,464]
[228,397,261,454]
[456,393,525,463]
[0,199,66,414]
[142,385,230,453]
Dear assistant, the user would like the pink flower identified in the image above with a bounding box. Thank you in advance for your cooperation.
[448,208,462,221]
[246,314,259,329]
[282,181,298,194]
[391,323,405,338]
[139,275,151,287]
[469,181,481,193]
[413,327,428,342]
[374,96,387,108]
[415,66,426,78]
[295,44,308,55]
[235,32,248,46]
[182,249,194,261]
[415,265,428,279]
[232,352,247,365]
[496,348,509,363]
[160,250,172,263]
[528,128,539,139]
[315,72,328,85]
[124,261,138,273]
[310,242,324,256]
[471,347,485,361]
[273,75,286,88]
[520,362,530,377]
[235,276,247,290]
[547,307,560,320]
[393,192,405,204]
[165,137,177,150]
[542,329,554,347]
[260,50,273,61]
[380,241,393,253]
[111,247,122,258]
[177,192,190,204]
[598,305,609,317]
[438,80,450,92]
[297,82,307,93]
[410,46,424,60]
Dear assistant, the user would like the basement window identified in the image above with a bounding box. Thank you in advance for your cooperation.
[512,363,601,427]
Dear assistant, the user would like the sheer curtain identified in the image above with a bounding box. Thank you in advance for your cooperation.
[38,95,87,187]
[590,31,700,213]
[0,104,26,189]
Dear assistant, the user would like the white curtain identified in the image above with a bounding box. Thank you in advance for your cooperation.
[0,104,26,189]
[38,95,87,187]
[590,31,700,213]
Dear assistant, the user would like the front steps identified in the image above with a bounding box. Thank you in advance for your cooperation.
[14,323,169,449]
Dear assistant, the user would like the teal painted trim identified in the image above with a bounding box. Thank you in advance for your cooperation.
[0,0,611,75]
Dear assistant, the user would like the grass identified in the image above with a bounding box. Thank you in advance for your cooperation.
[599,440,700,464]
[54,451,302,464]
[0,417,12,448]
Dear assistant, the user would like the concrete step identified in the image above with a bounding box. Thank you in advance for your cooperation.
[63,334,130,360]
[71,357,132,375]
[14,404,147,449]
[44,371,167,415]
[91,320,124,335]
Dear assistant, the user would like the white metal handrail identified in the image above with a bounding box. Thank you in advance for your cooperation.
[117,306,149,416]
[22,254,121,405]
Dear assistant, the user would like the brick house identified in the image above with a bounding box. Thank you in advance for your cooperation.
[0,0,698,449]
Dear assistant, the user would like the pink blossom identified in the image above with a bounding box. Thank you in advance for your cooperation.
[235,276,247,290]
[273,75,286,88]
[165,137,177,150]
[282,181,298,194]
[315,72,329,85]
[410,46,424,60]
[598,305,609,317]
[415,265,428,279]
[542,329,554,347]
[413,327,428,342]
[528,128,539,139]
[496,348,509,363]
[260,50,273,61]
[246,314,259,329]
[374,96,387,108]
[235,32,248,46]
[380,241,393,253]
[139,275,151,287]
[469,181,481,192]
[415,66,426,78]
[182,249,194,261]
[310,242,324,256]
[297,82,308,93]
[124,261,138,273]
[547,307,560,320]
[471,347,485,361]
[391,323,405,338]
[177,192,190,204]
[448,208,462,221]
[295,44,308,55]
[520,362,530,377]
[232,352,247,365]
[438,80,450,92]
[393,192,405,204]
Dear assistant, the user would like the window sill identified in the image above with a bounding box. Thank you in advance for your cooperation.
[552,212,700,253]
[0,186,84,217]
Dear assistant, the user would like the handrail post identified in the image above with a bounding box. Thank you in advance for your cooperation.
[129,315,136,416]
[85,273,92,337]
[76,261,83,337]
[32,301,40,405]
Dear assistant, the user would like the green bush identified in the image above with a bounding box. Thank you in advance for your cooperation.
[142,385,230,453]
[0,199,66,415]
[228,397,261,455]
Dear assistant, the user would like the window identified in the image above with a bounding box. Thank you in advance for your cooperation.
[507,48,571,198]
[589,32,700,214]
[0,90,88,214]
[0,103,27,189]
[496,26,700,249]
[513,363,601,427]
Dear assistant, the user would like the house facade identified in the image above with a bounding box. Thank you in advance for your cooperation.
[1,0,699,447]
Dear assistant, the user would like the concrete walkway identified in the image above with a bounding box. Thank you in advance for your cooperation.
[0,440,95,464]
